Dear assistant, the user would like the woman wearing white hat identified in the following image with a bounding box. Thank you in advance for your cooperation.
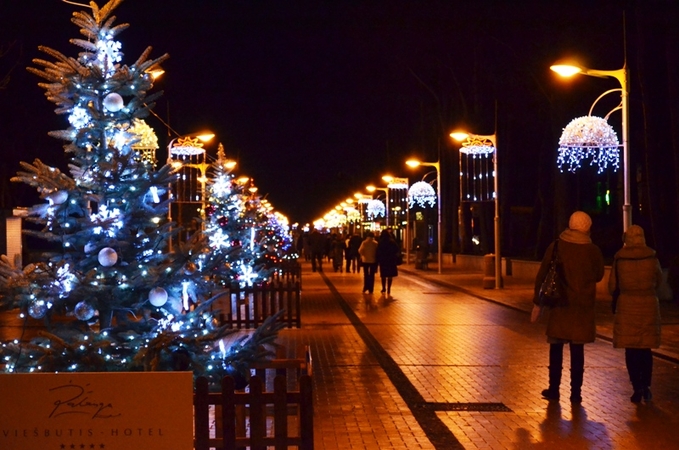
[532,211,605,403]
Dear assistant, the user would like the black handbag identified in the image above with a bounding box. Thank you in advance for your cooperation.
[538,240,567,308]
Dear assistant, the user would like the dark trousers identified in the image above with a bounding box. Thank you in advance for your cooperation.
[311,252,324,272]
[362,263,377,293]
[625,348,653,390]
[548,342,585,394]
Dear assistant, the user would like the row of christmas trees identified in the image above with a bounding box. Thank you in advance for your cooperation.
[0,0,292,385]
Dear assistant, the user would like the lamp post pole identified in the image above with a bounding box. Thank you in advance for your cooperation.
[451,132,501,289]
[551,64,631,231]
[406,160,442,274]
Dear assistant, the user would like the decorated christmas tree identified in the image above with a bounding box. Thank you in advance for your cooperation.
[202,144,293,289]
[0,0,281,386]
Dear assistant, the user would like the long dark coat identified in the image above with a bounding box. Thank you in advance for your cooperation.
[608,226,662,349]
[534,229,604,344]
[376,238,400,278]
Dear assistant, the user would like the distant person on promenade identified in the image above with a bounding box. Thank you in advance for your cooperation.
[331,233,346,272]
[608,224,662,403]
[308,228,325,272]
[346,232,363,273]
[358,232,378,294]
[532,211,604,403]
[376,229,400,296]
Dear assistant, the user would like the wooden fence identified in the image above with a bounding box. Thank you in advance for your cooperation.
[194,346,313,449]
[214,282,301,329]
[270,260,302,288]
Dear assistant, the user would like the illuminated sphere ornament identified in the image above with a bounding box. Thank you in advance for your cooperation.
[148,287,168,307]
[103,92,124,112]
[47,190,68,205]
[98,247,118,267]
[74,301,95,321]
[557,115,620,174]
[408,181,437,208]
[28,300,47,319]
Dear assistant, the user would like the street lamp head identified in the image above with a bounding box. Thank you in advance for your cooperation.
[405,160,421,168]
[550,64,583,77]
[449,131,470,142]
[366,185,377,192]
[382,175,394,183]
[195,132,215,142]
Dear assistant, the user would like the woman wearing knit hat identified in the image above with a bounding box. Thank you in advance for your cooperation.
[532,211,605,403]
[608,225,662,403]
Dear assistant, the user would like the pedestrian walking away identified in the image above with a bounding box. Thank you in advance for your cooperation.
[608,224,662,403]
[531,211,604,403]
[358,232,378,294]
[308,228,325,272]
[376,229,400,296]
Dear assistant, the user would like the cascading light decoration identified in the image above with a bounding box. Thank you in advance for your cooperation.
[366,199,385,219]
[557,115,620,174]
[408,181,437,208]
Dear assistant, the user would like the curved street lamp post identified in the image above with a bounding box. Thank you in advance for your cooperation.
[405,159,442,274]
[450,131,501,289]
[551,63,631,232]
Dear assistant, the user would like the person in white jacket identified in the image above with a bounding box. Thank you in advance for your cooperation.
[358,232,378,294]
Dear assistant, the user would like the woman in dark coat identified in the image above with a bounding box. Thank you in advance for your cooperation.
[608,225,662,403]
[376,229,400,295]
[532,211,604,403]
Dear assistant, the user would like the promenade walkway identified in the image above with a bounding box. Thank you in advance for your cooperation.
[276,257,679,449]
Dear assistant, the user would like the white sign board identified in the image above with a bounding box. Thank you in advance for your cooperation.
[0,372,194,450]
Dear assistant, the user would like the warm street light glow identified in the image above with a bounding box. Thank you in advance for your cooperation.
[550,64,583,77]
[449,131,470,141]
[382,175,394,183]
[405,158,442,274]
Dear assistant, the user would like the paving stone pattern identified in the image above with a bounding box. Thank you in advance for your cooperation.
[275,259,679,449]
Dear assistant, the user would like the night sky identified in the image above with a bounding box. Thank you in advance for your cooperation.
[0,0,668,227]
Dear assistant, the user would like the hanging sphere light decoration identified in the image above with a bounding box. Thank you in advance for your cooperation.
[148,287,168,307]
[408,181,437,208]
[98,247,118,267]
[74,301,96,321]
[366,199,385,219]
[557,115,620,174]
[102,92,124,112]
[28,300,48,319]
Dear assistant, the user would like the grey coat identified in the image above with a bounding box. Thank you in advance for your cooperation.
[608,225,662,349]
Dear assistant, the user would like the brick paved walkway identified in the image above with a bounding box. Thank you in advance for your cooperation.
[277,259,679,449]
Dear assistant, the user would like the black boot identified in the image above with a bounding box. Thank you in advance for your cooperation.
[542,364,562,400]
[542,344,563,401]
[570,369,583,403]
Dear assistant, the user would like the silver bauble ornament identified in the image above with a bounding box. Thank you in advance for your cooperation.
[47,190,68,205]
[74,301,95,321]
[98,247,118,267]
[103,92,124,112]
[28,300,47,319]
[148,287,168,307]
